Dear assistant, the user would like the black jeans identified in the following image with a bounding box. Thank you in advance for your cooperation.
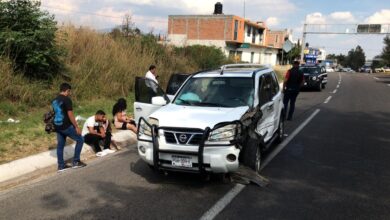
[283,91,299,119]
[84,131,112,152]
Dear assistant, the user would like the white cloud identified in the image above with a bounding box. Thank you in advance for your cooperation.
[40,0,80,15]
[365,9,390,23]
[306,12,326,24]
[329,11,356,23]
[266,17,279,27]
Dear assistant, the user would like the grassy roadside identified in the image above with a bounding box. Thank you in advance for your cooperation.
[0,95,134,164]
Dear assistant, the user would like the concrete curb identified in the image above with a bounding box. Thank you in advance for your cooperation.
[0,131,136,183]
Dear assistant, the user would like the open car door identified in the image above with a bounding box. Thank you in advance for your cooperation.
[165,73,191,100]
[134,77,169,123]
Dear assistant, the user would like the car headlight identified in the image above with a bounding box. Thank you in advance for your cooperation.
[312,76,317,80]
[208,124,241,142]
[139,118,159,137]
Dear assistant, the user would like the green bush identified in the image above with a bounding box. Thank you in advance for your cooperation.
[0,0,64,79]
[174,45,230,69]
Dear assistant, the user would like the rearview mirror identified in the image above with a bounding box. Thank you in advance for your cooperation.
[151,96,167,106]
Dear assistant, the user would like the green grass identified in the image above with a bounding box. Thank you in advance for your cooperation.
[0,95,134,164]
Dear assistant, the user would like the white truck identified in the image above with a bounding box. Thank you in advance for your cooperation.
[134,64,285,174]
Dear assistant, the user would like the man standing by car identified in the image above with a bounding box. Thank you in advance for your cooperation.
[145,65,158,84]
[282,61,304,121]
[52,83,86,171]
[145,65,159,95]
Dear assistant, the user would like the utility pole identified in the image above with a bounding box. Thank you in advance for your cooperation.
[300,23,307,63]
[243,0,246,19]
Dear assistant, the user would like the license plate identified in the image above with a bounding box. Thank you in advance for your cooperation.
[171,155,192,168]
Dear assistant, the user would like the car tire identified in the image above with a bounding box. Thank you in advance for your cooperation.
[321,83,326,89]
[275,116,285,144]
[242,138,262,174]
[317,81,322,91]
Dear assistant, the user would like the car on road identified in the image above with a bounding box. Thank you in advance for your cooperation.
[360,65,372,73]
[300,65,328,91]
[134,64,285,174]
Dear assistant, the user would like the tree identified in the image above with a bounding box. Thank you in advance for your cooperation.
[380,36,390,66]
[286,45,301,64]
[0,0,64,79]
[346,45,365,71]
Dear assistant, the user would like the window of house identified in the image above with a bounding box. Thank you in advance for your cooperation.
[275,35,279,43]
[247,25,251,37]
[234,20,238,40]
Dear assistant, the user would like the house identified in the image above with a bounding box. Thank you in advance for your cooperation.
[167,3,280,66]
[266,29,294,64]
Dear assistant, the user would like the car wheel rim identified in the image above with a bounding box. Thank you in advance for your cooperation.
[255,147,261,173]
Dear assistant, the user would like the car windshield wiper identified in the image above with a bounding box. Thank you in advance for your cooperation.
[176,98,194,106]
[196,102,228,107]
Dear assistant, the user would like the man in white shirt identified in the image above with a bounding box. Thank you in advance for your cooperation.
[145,65,158,84]
[82,110,115,157]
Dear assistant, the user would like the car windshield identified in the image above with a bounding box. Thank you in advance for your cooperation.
[300,67,320,74]
[173,77,254,108]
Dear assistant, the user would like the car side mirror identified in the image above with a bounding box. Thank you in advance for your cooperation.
[151,96,167,106]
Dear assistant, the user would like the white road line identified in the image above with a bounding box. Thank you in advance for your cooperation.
[388,84,390,87]
[200,109,321,220]
[332,89,337,94]
[336,85,340,88]
[199,184,246,220]
[324,96,332,104]
[260,109,321,169]
[374,77,380,80]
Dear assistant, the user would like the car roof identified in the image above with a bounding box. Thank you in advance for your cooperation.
[193,66,272,78]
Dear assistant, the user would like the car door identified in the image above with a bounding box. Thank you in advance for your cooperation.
[134,77,169,123]
[270,72,283,135]
[166,73,191,101]
[256,74,274,142]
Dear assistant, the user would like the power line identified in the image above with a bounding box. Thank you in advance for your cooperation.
[40,5,168,23]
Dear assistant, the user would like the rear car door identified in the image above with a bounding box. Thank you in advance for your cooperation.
[256,74,274,142]
[270,72,283,135]
[134,77,168,123]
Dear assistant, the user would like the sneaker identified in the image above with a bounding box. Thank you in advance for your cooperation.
[96,151,108,157]
[58,164,72,172]
[72,161,87,169]
[103,149,116,154]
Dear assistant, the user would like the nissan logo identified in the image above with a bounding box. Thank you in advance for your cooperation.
[179,134,188,143]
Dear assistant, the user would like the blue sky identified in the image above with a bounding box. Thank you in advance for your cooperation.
[40,0,390,59]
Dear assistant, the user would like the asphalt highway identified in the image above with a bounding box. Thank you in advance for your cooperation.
[1,72,389,220]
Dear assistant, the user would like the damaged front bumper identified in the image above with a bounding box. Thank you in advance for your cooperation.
[136,117,242,173]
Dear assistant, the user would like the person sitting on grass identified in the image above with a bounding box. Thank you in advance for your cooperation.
[82,110,116,157]
[112,98,137,133]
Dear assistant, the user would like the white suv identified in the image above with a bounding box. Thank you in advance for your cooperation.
[134,64,285,174]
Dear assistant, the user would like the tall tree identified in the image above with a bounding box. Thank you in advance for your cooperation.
[380,36,390,66]
[346,45,365,71]
[0,0,64,79]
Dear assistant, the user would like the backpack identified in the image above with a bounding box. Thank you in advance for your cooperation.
[43,110,56,133]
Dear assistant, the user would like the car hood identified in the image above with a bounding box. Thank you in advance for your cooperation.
[150,104,249,129]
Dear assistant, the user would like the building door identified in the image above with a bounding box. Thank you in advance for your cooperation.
[250,52,254,63]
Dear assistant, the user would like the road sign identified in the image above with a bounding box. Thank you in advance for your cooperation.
[357,24,382,34]
[282,39,293,53]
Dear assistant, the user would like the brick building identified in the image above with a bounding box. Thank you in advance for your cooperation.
[167,14,280,65]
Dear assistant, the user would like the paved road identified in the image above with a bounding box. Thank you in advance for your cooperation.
[1,72,389,219]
